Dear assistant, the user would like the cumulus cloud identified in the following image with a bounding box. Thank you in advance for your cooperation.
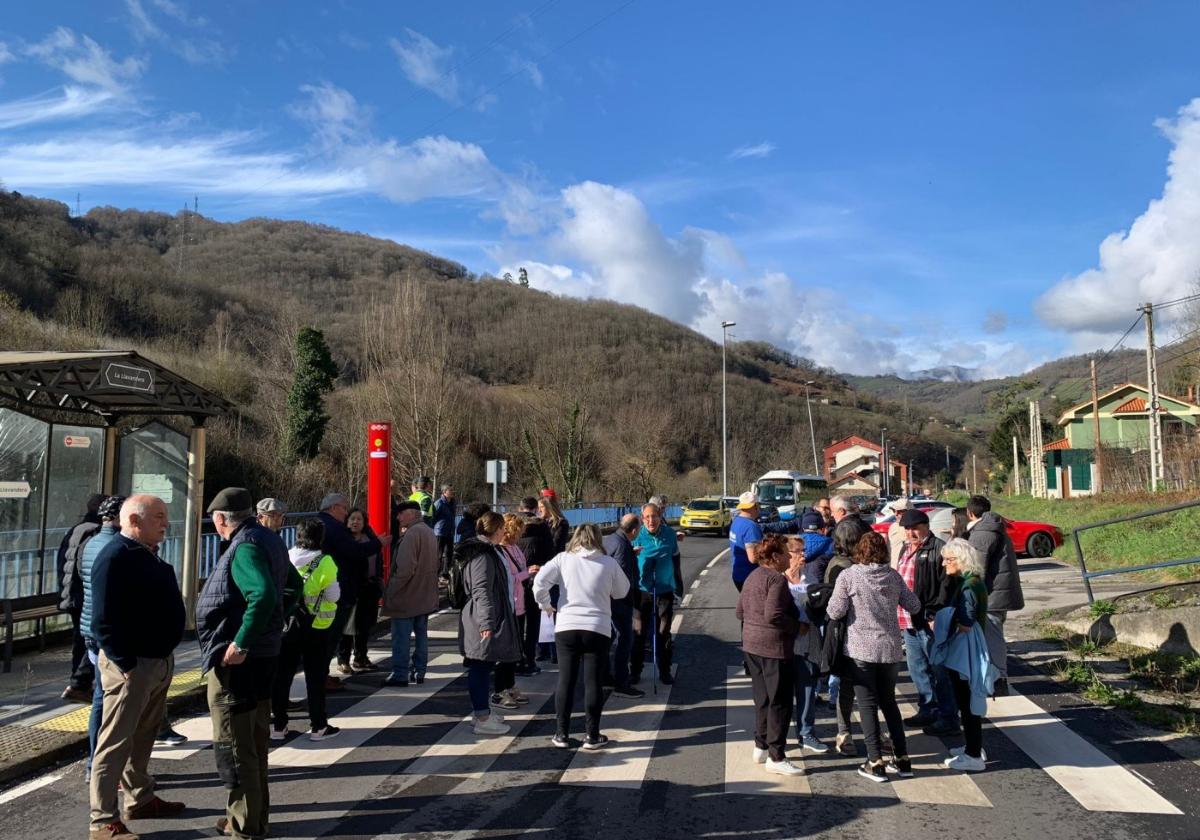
[729,141,776,160]
[982,310,1008,335]
[1038,98,1200,333]
[389,29,460,103]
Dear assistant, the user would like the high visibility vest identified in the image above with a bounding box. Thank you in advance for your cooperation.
[410,490,434,519]
[300,553,339,630]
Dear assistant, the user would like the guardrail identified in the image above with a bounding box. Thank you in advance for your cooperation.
[1073,498,1200,603]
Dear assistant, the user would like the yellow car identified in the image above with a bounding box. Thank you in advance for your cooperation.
[679,497,733,536]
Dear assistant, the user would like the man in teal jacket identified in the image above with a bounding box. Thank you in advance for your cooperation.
[632,503,678,685]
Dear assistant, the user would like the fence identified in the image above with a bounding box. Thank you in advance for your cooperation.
[1073,498,1200,602]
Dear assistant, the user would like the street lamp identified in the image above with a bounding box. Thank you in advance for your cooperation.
[721,320,736,499]
[880,427,889,496]
[804,380,819,476]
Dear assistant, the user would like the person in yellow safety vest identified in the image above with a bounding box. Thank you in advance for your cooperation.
[271,517,342,743]
[410,476,435,527]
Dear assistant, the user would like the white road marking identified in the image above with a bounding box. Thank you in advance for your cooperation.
[988,689,1182,814]
[150,713,217,761]
[670,613,683,636]
[699,568,709,576]
[269,653,460,768]
[691,580,701,590]
[890,701,991,807]
[559,666,677,788]
[681,594,693,607]
[0,772,63,805]
[724,668,810,795]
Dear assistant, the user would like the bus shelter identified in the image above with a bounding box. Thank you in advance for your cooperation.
[0,351,232,627]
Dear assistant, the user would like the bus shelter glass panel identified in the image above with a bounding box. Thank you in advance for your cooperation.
[117,423,189,574]
[0,408,49,598]
[44,424,104,558]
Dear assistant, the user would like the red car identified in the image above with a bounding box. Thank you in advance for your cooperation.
[871,514,1064,558]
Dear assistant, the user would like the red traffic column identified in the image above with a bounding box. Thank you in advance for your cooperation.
[367,422,392,579]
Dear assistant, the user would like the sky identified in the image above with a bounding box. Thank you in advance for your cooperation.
[3,2,1200,378]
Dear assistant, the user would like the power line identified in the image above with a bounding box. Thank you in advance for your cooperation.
[1150,292,1200,311]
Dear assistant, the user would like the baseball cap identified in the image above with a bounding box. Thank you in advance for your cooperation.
[736,491,758,510]
[801,511,826,531]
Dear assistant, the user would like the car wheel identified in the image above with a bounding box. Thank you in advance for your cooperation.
[1027,532,1055,558]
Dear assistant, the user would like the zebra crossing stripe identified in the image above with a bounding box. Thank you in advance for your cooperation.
[724,667,810,795]
[890,702,991,807]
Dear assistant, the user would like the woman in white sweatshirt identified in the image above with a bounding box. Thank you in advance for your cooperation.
[533,523,630,749]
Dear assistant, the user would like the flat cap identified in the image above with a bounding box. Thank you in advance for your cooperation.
[899,508,929,528]
[256,497,287,514]
[208,487,254,514]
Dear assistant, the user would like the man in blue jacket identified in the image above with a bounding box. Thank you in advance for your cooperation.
[603,513,644,698]
[431,484,457,578]
[632,503,678,686]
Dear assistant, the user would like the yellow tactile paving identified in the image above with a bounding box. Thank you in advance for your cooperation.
[33,668,204,733]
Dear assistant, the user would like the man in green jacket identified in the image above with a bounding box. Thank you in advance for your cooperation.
[409,476,434,526]
[197,488,298,840]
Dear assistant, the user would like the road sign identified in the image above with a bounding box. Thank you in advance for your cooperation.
[0,481,31,499]
[63,434,92,448]
[486,459,508,485]
[103,361,155,392]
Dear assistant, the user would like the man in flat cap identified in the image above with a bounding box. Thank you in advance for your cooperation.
[197,487,297,839]
[255,498,287,534]
[894,507,957,734]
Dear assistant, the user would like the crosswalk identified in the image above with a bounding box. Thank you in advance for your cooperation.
[135,645,1194,820]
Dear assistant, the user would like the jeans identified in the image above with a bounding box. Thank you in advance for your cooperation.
[389,615,429,681]
[466,659,494,714]
[903,628,957,722]
[610,598,635,688]
[792,655,821,740]
[849,659,907,763]
[271,617,331,731]
[745,652,794,762]
[555,629,611,740]
[951,671,983,758]
[984,611,1008,678]
[86,648,102,772]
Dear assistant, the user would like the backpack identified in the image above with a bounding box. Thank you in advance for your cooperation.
[447,550,471,610]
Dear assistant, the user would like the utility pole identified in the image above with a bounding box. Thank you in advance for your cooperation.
[721,321,736,498]
[1029,400,1046,498]
[1142,303,1164,490]
[972,453,977,494]
[804,380,819,476]
[1012,436,1020,496]
[880,428,889,496]
[1090,356,1104,494]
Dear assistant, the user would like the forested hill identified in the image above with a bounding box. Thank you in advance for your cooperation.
[0,189,979,505]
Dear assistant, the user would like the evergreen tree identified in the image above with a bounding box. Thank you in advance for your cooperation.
[283,327,338,462]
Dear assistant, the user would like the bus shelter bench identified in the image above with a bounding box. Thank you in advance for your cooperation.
[2,594,62,673]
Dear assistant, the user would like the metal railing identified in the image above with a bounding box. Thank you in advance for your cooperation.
[1073,498,1200,602]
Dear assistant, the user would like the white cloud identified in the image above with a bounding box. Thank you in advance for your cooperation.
[290,81,372,149]
[729,141,776,160]
[0,42,14,64]
[389,29,459,103]
[507,54,543,90]
[125,0,226,65]
[0,86,119,130]
[25,28,145,94]
[1038,98,1200,333]
[982,310,1008,335]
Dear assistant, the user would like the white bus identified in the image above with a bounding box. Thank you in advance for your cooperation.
[754,470,829,521]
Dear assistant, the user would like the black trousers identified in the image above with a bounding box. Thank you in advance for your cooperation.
[555,629,611,740]
[631,592,673,678]
[272,617,331,731]
[494,660,517,693]
[849,659,907,763]
[326,591,356,661]
[951,671,983,758]
[337,580,381,663]
[68,608,94,690]
[438,535,455,578]
[744,652,794,762]
[673,553,684,598]
[521,584,541,667]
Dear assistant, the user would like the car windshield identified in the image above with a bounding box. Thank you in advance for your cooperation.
[688,499,720,511]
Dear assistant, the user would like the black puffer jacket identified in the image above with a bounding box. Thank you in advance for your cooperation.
[58,519,100,612]
[968,512,1024,611]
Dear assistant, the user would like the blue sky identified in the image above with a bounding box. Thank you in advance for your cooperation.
[3,2,1200,377]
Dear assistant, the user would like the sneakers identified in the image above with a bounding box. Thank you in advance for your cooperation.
[381,675,409,687]
[613,684,646,699]
[474,715,510,736]
[351,658,379,673]
[943,752,986,772]
[947,745,989,762]
[923,718,962,736]
[857,760,889,783]
[765,757,805,776]
[335,662,353,676]
[550,733,571,748]
[154,728,187,747]
[834,733,855,755]
[658,672,675,686]
[583,734,610,750]
[886,757,914,778]
[62,686,91,704]
[490,691,519,710]
[801,735,829,754]
[269,725,290,742]
[751,746,769,765]
[880,733,894,756]
[309,725,341,742]
[124,796,185,820]
[286,698,306,712]
[903,711,936,728]
[89,821,139,839]
[504,688,530,706]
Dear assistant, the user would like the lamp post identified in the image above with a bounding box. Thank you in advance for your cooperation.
[721,320,736,499]
[804,380,819,476]
[880,427,889,496]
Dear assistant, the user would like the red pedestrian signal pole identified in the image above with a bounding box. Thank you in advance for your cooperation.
[367,421,392,581]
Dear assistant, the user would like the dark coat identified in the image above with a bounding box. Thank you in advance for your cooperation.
[736,566,800,660]
[58,519,100,612]
[319,511,380,599]
[602,531,638,605]
[516,512,554,569]
[456,538,521,663]
[968,512,1024,611]
[906,533,954,625]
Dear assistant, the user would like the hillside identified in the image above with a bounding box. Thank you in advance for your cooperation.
[0,189,982,506]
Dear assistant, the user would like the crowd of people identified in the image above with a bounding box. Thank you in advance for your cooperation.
[61,479,684,840]
[733,491,1020,781]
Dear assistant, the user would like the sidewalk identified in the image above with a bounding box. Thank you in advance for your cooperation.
[0,637,206,786]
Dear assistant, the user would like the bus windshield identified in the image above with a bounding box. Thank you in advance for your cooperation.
[756,480,794,506]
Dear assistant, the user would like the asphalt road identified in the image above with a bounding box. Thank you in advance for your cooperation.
[3,534,1200,840]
